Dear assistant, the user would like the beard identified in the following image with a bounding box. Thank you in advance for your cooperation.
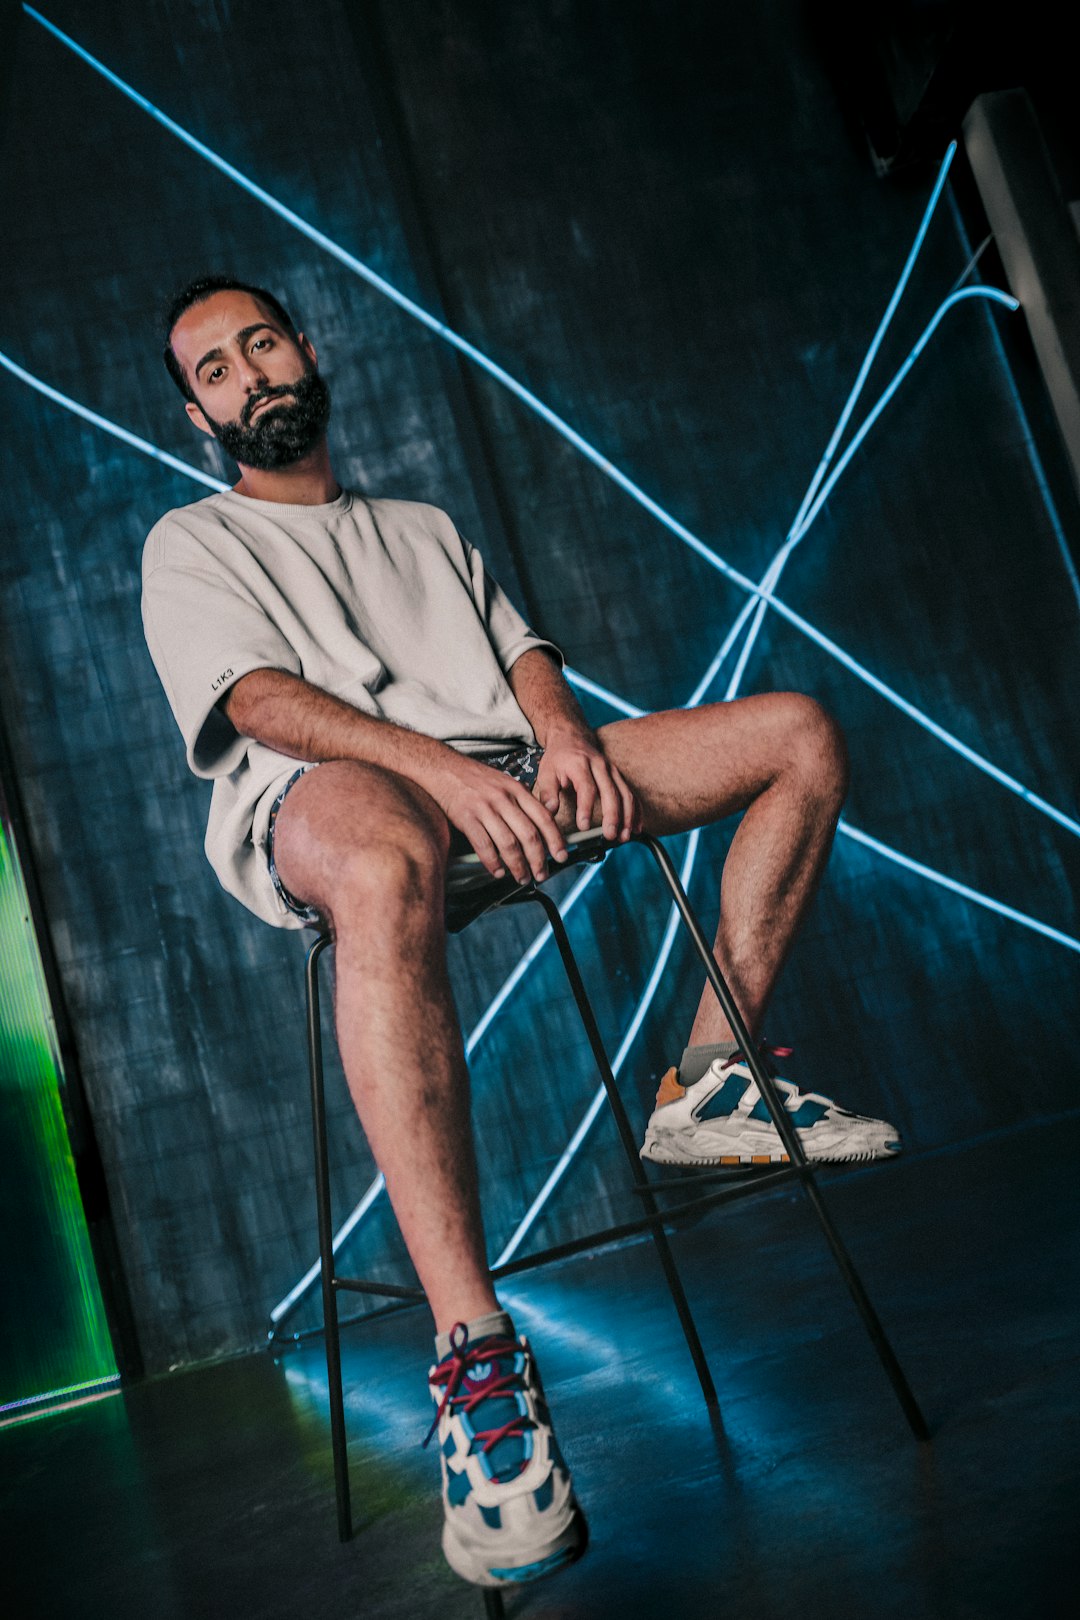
[202,365,332,471]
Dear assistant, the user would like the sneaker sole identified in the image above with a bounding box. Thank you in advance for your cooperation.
[640,1130,901,1167]
[442,1500,589,1589]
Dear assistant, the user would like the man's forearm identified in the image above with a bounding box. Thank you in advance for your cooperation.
[221,667,461,796]
[506,648,593,746]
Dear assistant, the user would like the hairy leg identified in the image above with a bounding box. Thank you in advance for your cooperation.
[272,759,498,1334]
[544,693,848,1043]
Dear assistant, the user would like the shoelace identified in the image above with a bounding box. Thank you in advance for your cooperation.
[422,1322,536,1471]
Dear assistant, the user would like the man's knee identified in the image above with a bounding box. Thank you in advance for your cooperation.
[780,693,849,802]
[273,758,451,915]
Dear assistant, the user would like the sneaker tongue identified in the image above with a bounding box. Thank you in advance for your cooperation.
[463,1337,529,1481]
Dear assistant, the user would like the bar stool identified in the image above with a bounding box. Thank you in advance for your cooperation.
[300,826,928,1612]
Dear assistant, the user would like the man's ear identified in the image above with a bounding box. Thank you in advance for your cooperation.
[185,399,215,437]
[297,331,318,367]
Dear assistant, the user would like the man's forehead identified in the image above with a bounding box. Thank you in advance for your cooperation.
[172,290,281,358]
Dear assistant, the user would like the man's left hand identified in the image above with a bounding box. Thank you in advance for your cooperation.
[535,726,644,844]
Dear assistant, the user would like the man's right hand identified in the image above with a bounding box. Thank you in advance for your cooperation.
[433,754,570,885]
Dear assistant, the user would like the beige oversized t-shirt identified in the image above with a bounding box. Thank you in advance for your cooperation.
[141,488,565,928]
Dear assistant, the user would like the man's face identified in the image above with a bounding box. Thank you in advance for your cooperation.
[170,289,331,470]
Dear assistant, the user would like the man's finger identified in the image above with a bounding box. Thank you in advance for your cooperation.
[505,793,566,881]
[515,783,568,869]
[468,821,508,879]
[530,763,559,816]
[610,767,636,840]
[593,762,625,840]
[486,802,540,885]
[570,764,599,830]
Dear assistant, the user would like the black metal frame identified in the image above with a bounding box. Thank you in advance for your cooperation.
[301,828,928,1584]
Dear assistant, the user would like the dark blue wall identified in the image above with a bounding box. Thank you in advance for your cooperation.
[2,0,1078,1370]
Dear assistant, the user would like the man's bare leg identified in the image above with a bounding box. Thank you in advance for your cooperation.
[272,759,498,1335]
[558,691,849,1045]
[272,761,588,1587]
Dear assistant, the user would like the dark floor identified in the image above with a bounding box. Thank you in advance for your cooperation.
[7,1118,1080,1620]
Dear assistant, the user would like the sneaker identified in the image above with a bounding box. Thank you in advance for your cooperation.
[424,1323,588,1588]
[640,1052,901,1166]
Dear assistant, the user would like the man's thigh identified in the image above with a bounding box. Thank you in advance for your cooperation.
[544,693,824,840]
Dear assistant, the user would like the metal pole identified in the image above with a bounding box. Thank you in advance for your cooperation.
[306,931,356,1538]
[530,887,719,1411]
[638,835,929,1441]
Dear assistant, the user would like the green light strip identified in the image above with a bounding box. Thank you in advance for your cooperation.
[0,1384,122,1432]
[0,806,116,1409]
[0,1370,120,1417]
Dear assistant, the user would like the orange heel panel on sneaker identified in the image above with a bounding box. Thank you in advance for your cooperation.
[654,1067,686,1108]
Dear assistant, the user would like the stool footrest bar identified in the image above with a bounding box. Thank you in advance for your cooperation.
[333,1277,427,1301]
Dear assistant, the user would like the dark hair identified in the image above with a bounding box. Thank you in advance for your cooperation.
[161,275,299,401]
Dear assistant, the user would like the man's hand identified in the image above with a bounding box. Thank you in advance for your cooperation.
[433,753,572,884]
[505,651,642,848]
[535,726,644,846]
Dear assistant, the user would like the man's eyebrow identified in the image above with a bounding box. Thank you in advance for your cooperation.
[194,322,279,379]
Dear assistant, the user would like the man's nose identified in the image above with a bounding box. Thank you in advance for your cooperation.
[237,353,269,389]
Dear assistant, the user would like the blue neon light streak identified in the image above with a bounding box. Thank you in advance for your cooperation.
[727,284,1028,697]
[723,281,1019,701]
[268,1171,386,1326]
[786,145,958,547]
[0,348,228,492]
[31,7,1080,849]
[793,287,1018,544]
[835,821,1080,953]
[723,143,959,697]
[945,187,1080,616]
[20,10,1078,1299]
[738,528,1080,835]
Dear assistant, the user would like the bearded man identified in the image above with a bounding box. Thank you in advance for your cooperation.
[142,274,899,1592]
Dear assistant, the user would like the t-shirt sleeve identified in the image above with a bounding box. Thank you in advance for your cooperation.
[461,538,566,676]
[141,531,302,778]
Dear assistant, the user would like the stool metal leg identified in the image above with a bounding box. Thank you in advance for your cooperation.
[637,835,930,1441]
[530,888,719,1411]
[306,932,355,1539]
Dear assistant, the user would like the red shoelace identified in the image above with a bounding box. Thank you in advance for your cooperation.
[720,1040,794,1072]
[423,1322,535,1466]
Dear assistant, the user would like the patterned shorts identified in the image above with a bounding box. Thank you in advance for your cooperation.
[266,742,545,926]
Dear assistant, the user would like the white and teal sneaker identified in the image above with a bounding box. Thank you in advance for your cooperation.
[640,1052,901,1166]
[424,1323,588,1589]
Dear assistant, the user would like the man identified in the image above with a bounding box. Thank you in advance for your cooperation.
[143,275,899,1591]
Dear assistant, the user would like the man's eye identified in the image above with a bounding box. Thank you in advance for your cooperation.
[208,366,224,382]
[252,338,271,351]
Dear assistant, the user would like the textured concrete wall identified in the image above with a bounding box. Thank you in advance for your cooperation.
[2,0,1079,1370]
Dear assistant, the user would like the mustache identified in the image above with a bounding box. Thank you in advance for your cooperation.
[243,387,294,425]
